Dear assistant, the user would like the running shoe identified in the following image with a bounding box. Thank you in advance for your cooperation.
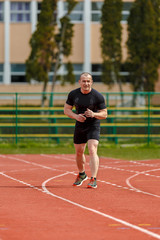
[73,174,88,186]
[87,177,97,189]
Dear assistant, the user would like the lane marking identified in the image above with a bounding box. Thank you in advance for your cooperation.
[0,171,70,192]
[0,155,66,173]
[1,154,159,198]
[41,154,75,162]
[42,176,160,240]
[42,154,160,178]
[126,171,160,198]
[1,170,160,239]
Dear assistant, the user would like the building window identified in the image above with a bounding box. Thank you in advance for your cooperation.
[73,64,83,82]
[92,1,132,23]
[0,2,4,22]
[10,2,30,22]
[0,64,3,83]
[11,64,26,72]
[122,2,133,23]
[91,2,103,22]
[91,64,102,82]
[11,64,26,83]
[37,2,41,20]
[63,63,83,82]
[64,2,84,22]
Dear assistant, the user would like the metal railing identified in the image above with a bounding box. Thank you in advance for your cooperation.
[0,92,160,144]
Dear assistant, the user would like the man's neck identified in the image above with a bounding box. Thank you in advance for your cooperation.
[80,88,92,94]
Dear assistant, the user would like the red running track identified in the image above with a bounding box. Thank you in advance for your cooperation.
[0,154,160,240]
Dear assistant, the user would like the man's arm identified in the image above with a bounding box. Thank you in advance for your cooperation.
[84,108,107,119]
[64,103,86,122]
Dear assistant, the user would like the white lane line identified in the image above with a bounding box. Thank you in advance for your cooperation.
[42,176,160,240]
[100,165,160,178]
[41,154,160,177]
[130,161,160,167]
[0,154,159,198]
[5,167,42,173]
[41,154,75,162]
[126,170,160,198]
[0,154,66,173]
[0,171,70,192]
[1,170,160,239]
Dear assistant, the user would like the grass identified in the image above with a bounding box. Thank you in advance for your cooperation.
[0,140,159,160]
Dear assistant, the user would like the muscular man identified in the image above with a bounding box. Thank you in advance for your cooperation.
[64,72,107,188]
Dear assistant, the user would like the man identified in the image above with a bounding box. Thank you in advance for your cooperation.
[64,72,107,188]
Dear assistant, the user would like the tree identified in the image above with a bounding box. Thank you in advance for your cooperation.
[50,4,76,93]
[127,0,159,98]
[26,0,77,106]
[26,0,57,106]
[100,0,123,95]
[151,0,160,62]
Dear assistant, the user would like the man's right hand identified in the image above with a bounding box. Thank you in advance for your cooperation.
[76,114,86,122]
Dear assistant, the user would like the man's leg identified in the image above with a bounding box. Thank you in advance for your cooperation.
[87,139,99,188]
[88,139,99,178]
[74,143,86,173]
[73,143,88,186]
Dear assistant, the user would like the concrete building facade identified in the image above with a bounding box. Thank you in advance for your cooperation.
[0,0,159,93]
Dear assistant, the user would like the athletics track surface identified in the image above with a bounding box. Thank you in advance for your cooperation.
[0,154,160,240]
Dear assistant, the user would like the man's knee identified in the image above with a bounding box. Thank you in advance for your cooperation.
[74,143,86,156]
[88,140,98,156]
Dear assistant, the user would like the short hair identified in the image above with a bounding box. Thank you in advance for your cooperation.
[80,72,93,80]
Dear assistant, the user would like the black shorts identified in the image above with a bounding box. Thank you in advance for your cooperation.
[74,125,100,144]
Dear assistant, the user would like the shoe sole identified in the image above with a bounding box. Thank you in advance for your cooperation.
[73,176,88,187]
[87,184,97,189]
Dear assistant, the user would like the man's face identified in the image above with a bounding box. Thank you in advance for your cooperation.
[79,74,93,94]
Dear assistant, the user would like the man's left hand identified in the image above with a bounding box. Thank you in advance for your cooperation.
[84,108,94,118]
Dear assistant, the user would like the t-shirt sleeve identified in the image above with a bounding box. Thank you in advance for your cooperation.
[97,94,106,110]
[66,91,74,106]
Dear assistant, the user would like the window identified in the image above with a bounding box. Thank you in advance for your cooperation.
[72,64,83,72]
[0,64,3,72]
[64,63,83,82]
[0,64,3,83]
[91,2,103,22]
[37,2,41,20]
[10,2,30,22]
[92,1,132,23]
[73,64,83,82]
[122,2,133,23]
[64,2,84,22]
[11,76,26,83]
[91,64,102,82]
[0,2,4,22]
[11,64,26,72]
[11,64,26,83]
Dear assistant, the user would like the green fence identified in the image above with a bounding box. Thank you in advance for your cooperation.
[0,92,160,145]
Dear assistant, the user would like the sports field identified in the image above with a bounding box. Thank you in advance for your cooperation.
[0,153,160,240]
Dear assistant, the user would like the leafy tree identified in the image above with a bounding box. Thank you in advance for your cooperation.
[151,0,160,62]
[26,0,77,106]
[50,6,76,93]
[100,0,123,94]
[62,61,75,85]
[127,0,159,97]
[26,0,57,105]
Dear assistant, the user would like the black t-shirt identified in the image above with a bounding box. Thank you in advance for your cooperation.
[66,88,106,127]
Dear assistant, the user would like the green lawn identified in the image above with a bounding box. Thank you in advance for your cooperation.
[0,141,159,160]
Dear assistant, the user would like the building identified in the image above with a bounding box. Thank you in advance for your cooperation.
[0,0,159,93]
